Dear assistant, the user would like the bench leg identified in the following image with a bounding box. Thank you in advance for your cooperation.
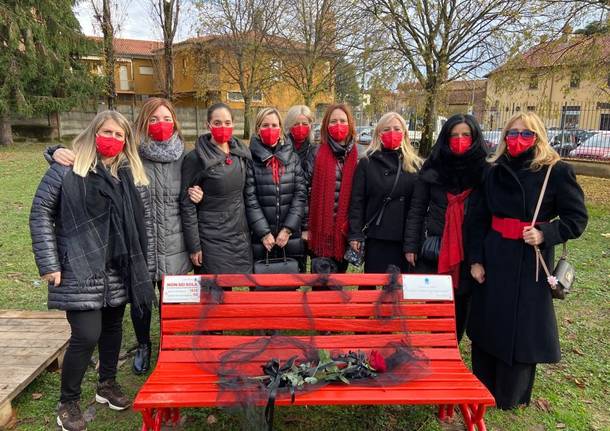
[437,404,455,422]
[140,409,155,431]
[459,403,487,431]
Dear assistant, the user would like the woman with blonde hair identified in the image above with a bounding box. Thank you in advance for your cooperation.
[348,111,422,273]
[29,110,155,430]
[284,104,316,166]
[46,97,203,375]
[404,113,489,342]
[467,111,588,409]
[245,107,307,267]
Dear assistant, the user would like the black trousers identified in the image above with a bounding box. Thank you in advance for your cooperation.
[471,343,537,410]
[131,281,162,345]
[364,238,411,274]
[61,304,126,402]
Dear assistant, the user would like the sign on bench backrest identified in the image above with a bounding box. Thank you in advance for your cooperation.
[161,274,454,303]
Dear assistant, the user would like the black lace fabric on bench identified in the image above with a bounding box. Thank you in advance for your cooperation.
[190,266,431,430]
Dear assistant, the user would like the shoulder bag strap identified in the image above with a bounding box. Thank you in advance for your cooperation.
[531,165,553,282]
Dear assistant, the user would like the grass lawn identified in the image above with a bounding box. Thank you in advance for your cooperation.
[1,142,608,431]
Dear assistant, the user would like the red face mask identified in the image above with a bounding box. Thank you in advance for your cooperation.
[506,134,536,157]
[290,124,310,143]
[95,135,125,158]
[380,130,403,150]
[328,123,349,142]
[148,121,174,141]
[210,126,233,144]
[259,127,281,147]
[449,136,473,155]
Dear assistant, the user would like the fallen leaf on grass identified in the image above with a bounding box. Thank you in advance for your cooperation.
[573,377,586,388]
[534,398,551,413]
[556,423,566,429]
[207,414,217,425]
[31,393,43,400]
[571,347,584,356]
[601,233,610,238]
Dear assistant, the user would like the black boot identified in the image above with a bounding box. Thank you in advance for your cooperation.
[132,343,151,375]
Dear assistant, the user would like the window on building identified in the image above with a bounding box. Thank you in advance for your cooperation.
[607,72,610,87]
[529,74,538,90]
[139,66,153,75]
[600,114,610,131]
[570,71,581,89]
[227,91,263,102]
[527,106,536,111]
[561,105,581,128]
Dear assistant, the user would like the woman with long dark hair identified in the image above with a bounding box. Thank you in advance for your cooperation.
[467,112,587,410]
[404,114,489,342]
[181,103,253,274]
[303,103,359,273]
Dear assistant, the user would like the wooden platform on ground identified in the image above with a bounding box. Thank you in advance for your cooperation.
[0,310,70,427]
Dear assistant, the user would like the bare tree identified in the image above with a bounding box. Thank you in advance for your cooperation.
[149,0,181,100]
[194,0,282,139]
[361,0,548,155]
[270,0,361,107]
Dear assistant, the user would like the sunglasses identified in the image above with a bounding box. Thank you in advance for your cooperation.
[506,129,536,139]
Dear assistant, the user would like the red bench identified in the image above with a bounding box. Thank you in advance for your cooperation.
[133,274,494,431]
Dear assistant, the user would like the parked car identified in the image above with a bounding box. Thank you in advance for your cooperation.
[550,129,595,156]
[355,126,373,159]
[482,130,503,152]
[568,131,610,160]
[313,124,321,143]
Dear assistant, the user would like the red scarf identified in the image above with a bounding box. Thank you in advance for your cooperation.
[266,156,284,185]
[438,189,472,289]
[308,140,358,260]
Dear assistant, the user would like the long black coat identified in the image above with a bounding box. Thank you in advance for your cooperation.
[29,163,153,311]
[467,153,588,365]
[245,136,307,258]
[181,133,253,274]
[348,149,418,246]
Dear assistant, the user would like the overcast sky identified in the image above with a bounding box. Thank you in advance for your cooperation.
[74,1,197,41]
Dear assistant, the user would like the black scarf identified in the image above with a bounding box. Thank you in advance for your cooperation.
[420,138,488,192]
[60,163,155,314]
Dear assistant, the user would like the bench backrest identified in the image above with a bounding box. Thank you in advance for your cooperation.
[158,274,458,371]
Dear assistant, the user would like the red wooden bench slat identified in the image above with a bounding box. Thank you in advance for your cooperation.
[162,317,456,333]
[186,273,396,287]
[135,388,494,408]
[161,333,458,349]
[161,303,455,319]
[157,347,461,363]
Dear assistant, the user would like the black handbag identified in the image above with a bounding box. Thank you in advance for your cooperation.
[254,248,300,274]
[531,165,575,300]
[420,235,441,262]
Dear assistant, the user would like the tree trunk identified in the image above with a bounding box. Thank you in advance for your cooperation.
[102,0,116,110]
[243,96,252,140]
[164,45,174,100]
[419,88,439,157]
[0,114,12,146]
[303,92,313,107]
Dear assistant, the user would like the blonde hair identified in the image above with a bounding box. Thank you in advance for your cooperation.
[284,105,314,141]
[366,112,423,173]
[255,107,283,133]
[489,111,560,171]
[133,97,182,144]
[72,110,149,186]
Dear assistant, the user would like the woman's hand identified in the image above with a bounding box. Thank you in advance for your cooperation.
[349,240,361,252]
[276,228,291,248]
[190,251,202,267]
[53,148,75,166]
[405,252,417,266]
[522,226,544,246]
[262,233,275,251]
[301,231,309,241]
[42,272,61,287]
[188,186,204,204]
[470,263,485,284]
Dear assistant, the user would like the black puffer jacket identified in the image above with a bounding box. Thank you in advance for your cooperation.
[348,149,418,246]
[181,133,253,273]
[285,132,316,170]
[29,163,153,311]
[245,136,307,246]
[302,138,356,230]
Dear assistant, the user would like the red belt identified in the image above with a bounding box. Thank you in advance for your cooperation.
[491,216,545,240]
